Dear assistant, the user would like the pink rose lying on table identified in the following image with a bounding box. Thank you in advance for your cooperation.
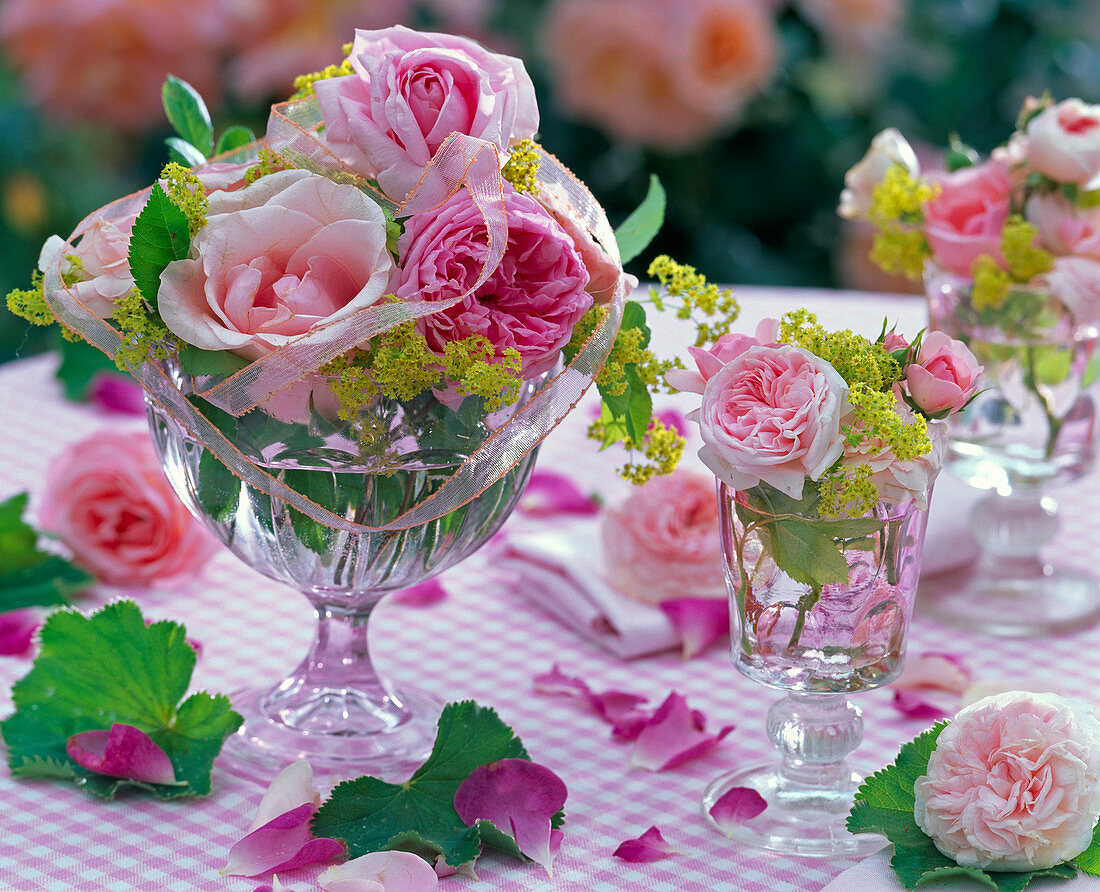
[314,25,538,201]
[915,691,1100,872]
[391,187,592,378]
[39,431,217,586]
[904,331,982,417]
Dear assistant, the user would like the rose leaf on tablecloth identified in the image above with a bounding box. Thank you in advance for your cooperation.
[0,600,242,799]
[847,722,1079,890]
[0,492,93,612]
[311,701,564,870]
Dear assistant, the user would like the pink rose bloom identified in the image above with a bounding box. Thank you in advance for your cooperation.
[391,187,592,378]
[665,319,779,394]
[0,0,229,132]
[693,345,851,498]
[1034,255,1100,327]
[158,169,393,360]
[905,331,983,416]
[1026,192,1100,259]
[843,411,946,509]
[542,0,777,152]
[313,26,538,201]
[39,431,218,586]
[915,691,1100,871]
[1026,98,1100,189]
[600,469,726,604]
[37,211,138,319]
[923,162,1012,278]
[838,127,920,220]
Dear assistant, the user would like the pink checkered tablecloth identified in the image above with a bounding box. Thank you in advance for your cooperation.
[3,288,1100,892]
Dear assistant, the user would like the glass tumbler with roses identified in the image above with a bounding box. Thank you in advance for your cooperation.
[670,310,978,856]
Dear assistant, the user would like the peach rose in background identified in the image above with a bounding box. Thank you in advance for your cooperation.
[0,0,229,131]
[601,469,726,604]
[923,161,1013,278]
[157,169,393,360]
[796,0,903,58]
[915,691,1100,871]
[542,0,778,151]
[905,331,983,417]
[39,431,218,586]
[1026,98,1100,189]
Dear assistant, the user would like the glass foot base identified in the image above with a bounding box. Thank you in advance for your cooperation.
[920,565,1100,637]
[219,686,443,790]
[702,764,884,858]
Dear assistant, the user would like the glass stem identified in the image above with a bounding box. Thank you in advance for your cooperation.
[767,692,863,789]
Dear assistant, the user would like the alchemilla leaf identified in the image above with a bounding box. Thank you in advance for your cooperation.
[311,701,534,867]
[0,600,241,799]
[0,492,93,611]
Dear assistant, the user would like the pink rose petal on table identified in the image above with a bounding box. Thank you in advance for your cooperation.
[658,598,730,659]
[889,651,970,720]
[707,786,767,835]
[88,372,146,415]
[319,851,438,892]
[391,578,448,607]
[454,758,568,876]
[0,609,40,656]
[65,723,179,785]
[613,826,680,862]
[629,692,734,771]
[533,665,649,727]
[517,471,600,518]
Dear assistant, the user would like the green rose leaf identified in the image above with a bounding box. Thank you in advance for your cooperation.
[0,600,242,799]
[162,75,213,157]
[312,701,544,867]
[177,343,250,378]
[1076,822,1100,876]
[166,136,208,169]
[214,125,256,157]
[128,183,191,312]
[53,334,122,400]
[0,493,93,611]
[614,174,666,265]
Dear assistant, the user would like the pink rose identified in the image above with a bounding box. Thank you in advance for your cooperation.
[665,319,779,394]
[314,26,538,201]
[838,127,919,220]
[693,345,851,498]
[923,162,1012,278]
[796,0,903,58]
[843,410,946,509]
[1026,98,1100,189]
[905,331,982,417]
[391,187,592,378]
[39,431,218,586]
[915,691,1100,871]
[600,469,726,604]
[38,211,138,319]
[1033,255,1100,326]
[158,169,393,360]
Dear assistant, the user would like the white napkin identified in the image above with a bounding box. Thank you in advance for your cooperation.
[493,519,682,659]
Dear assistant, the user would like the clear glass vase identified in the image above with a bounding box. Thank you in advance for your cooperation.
[920,267,1100,636]
[702,483,930,857]
[147,365,542,786]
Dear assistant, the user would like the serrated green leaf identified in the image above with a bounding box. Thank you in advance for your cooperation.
[177,343,250,378]
[214,125,255,156]
[11,754,77,779]
[196,450,240,524]
[0,600,241,799]
[0,493,92,610]
[1077,822,1100,876]
[128,184,191,312]
[53,334,120,400]
[311,701,533,866]
[165,136,208,169]
[614,174,665,265]
[913,865,998,889]
[162,75,213,156]
[770,517,851,587]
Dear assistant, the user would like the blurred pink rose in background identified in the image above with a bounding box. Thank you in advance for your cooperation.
[392,188,592,378]
[542,0,778,151]
[601,469,725,604]
[1035,255,1100,325]
[923,162,1012,277]
[39,431,218,586]
[1026,98,1100,189]
[796,0,903,58]
[905,331,982,416]
[0,0,229,131]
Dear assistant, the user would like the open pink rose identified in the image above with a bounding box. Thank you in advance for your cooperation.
[693,345,850,498]
[1026,98,1100,189]
[1034,255,1100,326]
[38,211,138,319]
[905,331,982,417]
[38,431,218,586]
[923,162,1012,278]
[158,169,393,361]
[392,187,592,378]
[314,26,538,201]
[600,469,726,604]
[915,691,1100,871]
[665,319,779,394]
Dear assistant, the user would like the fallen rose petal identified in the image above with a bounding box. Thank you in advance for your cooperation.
[223,803,345,876]
[391,578,448,607]
[66,723,179,785]
[612,826,680,862]
[708,786,767,835]
[88,372,147,415]
[319,851,438,892]
[0,609,40,657]
[889,652,970,720]
[659,598,730,659]
[518,471,600,518]
[533,665,648,729]
[454,758,568,876]
[629,692,734,771]
[253,876,290,892]
[249,760,321,832]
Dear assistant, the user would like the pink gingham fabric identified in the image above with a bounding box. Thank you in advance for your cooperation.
[3,290,1100,892]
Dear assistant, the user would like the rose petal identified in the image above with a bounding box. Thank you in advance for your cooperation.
[612,826,680,862]
[708,786,768,835]
[391,578,448,607]
[629,692,734,771]
[533,665,649,729]
[65,723,179,785]
[518,471,600,518]
[249,760,322,831]
[889,652,971,719]
[319,851,438,892]
[223,803,345,877]
[88,372,147,415]
[0,609,40,657]
[453,758,568,876]
[658,598,730,659]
